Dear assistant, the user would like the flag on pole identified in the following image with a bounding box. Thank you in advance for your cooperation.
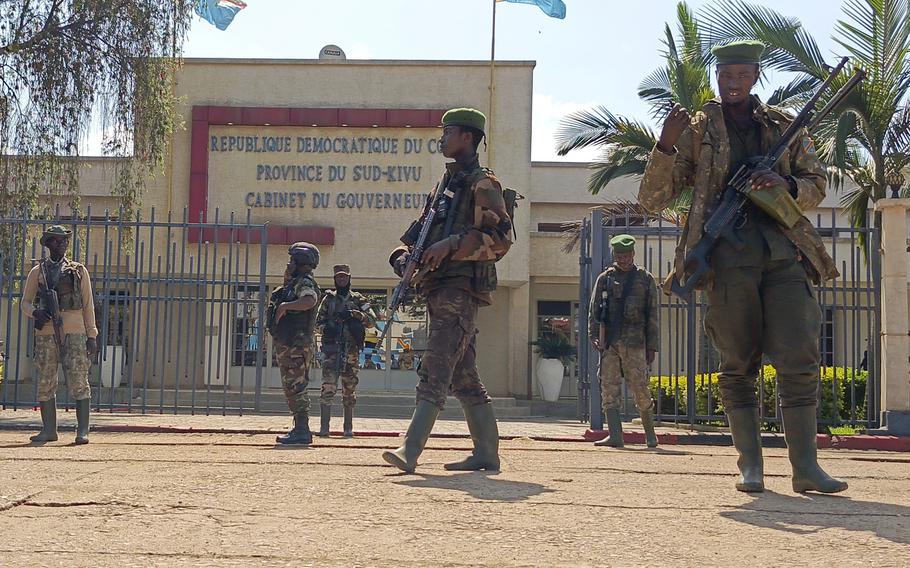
[195,0,248,31]
[496,0,566,19]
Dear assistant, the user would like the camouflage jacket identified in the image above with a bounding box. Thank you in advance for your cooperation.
[315,289,376,348]
[588,265,660,351]
[390,156,512,305]
[638,95,838,290]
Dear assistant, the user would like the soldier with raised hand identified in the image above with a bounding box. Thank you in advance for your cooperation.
[268,242,321,445]
[315,264,376,438]
[589,234,659,448]
[21,225,99,445]
[638,40,846,493]
[382,108,513,473]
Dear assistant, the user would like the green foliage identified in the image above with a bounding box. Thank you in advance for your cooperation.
[649,365,870,425]
[531,331,577,365]
[0,1,196,218]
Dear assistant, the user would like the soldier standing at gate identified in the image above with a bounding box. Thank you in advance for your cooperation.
[588,234,660,448]
[639,41,847,493]
[267,242,321,445]
[381,108,513,473]
[21,225,99,445]
[315,264,376,438]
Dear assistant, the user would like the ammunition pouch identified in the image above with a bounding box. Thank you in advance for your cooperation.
[746,185,803,229]
[471,261,498,294]
[345,318,366,347]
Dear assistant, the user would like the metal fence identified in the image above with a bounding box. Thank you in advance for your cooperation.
[577,208,882,431]
[0,207,270,415]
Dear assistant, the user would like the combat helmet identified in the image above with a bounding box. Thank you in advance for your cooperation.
[288,241,320,268]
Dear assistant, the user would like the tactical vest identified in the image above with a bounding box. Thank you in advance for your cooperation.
[267,272,319,344]
[49,260,84,311]
[424,163,500,293]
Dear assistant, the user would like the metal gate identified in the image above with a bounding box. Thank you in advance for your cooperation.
[577,208,882,430]
[0,206,270,415]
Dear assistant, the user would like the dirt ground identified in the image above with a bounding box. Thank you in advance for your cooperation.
[0,431,908,567]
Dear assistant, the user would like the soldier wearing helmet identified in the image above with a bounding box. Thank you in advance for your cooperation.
[268,242,321,445]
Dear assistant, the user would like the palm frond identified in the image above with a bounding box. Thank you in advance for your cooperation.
[555,107,655,156]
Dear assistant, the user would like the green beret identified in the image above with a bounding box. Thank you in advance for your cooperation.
[610,234,636,253]
[40,225,71,246]
[712,40,765,65]
[442,108,486,133]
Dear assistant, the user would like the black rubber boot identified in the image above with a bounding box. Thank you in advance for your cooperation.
[343,406,354,438]
[444,402,500,471]
[276,413,312,445]
[75,398,90,445]
[726,407,765,492]
[640,407,658,448]
[781,406,848,493]
[30,398,58,443]
[382,400,440,473]
[318,404,331,438]
[594,408,624,447]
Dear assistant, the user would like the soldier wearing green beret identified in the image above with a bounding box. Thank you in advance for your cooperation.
[21,225,99,445]
[382,107,513,473]
[638,40,846,493]
[588,234,659,448]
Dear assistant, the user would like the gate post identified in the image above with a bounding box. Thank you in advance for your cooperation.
[589,209,605,430]
[874,198,910,435]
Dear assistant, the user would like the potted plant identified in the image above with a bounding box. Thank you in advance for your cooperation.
[531,331,576,402]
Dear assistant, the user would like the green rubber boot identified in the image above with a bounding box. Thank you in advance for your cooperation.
[318,404,331,438]
[382,400,440,473]
[594,409,624,447]
[726,407,764,492]
[343,406,354,438]
[75,398,90,445]
[781,406,848,494]
[276,413,312,445]
[30,398,58,443]
[445,402,500,471]
[640,407,658,448]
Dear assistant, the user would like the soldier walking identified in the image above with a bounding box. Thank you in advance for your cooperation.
[21,225,99,444]
[588,234,659,448]
[639,41,847,493]
[268,242,321,445]
[315,264,376,438]
[382,108,513,473]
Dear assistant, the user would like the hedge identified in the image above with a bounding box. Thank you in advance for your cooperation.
[648,366,869,423]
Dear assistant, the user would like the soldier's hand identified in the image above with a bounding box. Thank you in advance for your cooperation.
[657,104,691,153]
[421,240,451,271]
[749,169,787,191]
[647,349,656,364]
[86,337,98,359]
[33,309,51,329]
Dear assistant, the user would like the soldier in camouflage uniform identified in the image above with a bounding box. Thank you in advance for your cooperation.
[21,225,99,445]
[639,41,846,493]
[315,264,376,438]
[269,242,321,445]
[382,108,513,473]
[588,234,659,448]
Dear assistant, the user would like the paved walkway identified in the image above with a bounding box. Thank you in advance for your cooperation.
[0,430,907,567]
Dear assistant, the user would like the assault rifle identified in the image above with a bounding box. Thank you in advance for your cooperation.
[38,260,69,383]
[377,179,450,346]
[670,57,865,301]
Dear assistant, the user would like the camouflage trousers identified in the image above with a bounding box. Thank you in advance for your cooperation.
[600,342,653,413]
[274,335,315,416]
[416,287,492,410]
[34,333,91,402]
[320,348,360,407]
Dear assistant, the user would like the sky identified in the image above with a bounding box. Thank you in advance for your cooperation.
[176,1,844,162]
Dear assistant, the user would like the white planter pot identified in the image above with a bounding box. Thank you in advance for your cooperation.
[537,358,565,402]
[99,345,126,388]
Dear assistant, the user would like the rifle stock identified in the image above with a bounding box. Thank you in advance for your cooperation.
[669,59,864,301]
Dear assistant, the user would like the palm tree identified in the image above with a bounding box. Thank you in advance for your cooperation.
[701,0,910,231]
[554,2,716,201]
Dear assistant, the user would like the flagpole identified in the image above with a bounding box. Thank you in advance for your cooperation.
[488,0,497,167]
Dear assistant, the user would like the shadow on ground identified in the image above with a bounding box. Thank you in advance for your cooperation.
[393,471,556,502]
[721,490,910,545]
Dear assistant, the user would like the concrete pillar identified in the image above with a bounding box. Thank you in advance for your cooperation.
[874,198,910,435]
